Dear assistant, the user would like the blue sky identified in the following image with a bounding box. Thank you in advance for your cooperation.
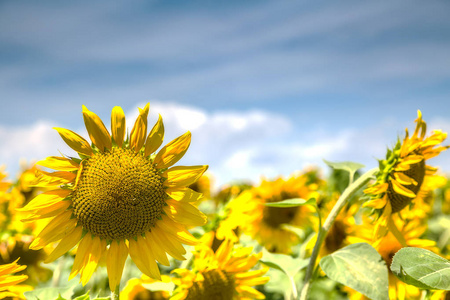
[1,1,450,186]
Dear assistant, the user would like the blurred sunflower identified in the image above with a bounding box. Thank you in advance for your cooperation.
[189,172,213,201]
[121,274,172,300]
[347,216,437,300]
[364,110,448,243]
[18,104,208,291]
[0,259,30,299]
[0,167,9,194]
[307,196,359,258]
[0,235,51,287]
[219,173,321,253]
[171,239,269,300]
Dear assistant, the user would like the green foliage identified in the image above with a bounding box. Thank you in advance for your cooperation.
[261,251,309,299]
[24,285,77,300]
[319,243,389,300]
[323,160,365,181]
[391,247,450,290]
[264,198,316,208]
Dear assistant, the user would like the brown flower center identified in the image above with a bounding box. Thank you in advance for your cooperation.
[262,206,298,228]
[388,159,425,213]
[72,148,166,240]
[185,270,235,300]
[325,220,347,253]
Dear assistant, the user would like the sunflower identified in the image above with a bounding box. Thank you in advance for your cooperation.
[0,167,9,194]
[307,195,359,258]
[364,110,448,243]
[18,104,208,292]
[219,172,321,253]
[0,259,29,299]
[120,274,172,300]
[346,216,437,300]
[171,239,269,300]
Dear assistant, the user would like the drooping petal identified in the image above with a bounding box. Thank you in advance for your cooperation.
[130,103,149,152]
[391,179,416,198]
[394,172,418,186]
[45,226,83,263]
[54,127,93,156]
[128,236,161,280]
[144,114,164,156]
[111,106,126,147]
[163,165,208,188]
[82,105,112,152]
[154,132,191,169]
[150,227,186,261]
[144,232,170,266]
[80,236,106,286]
[106,240,129,291]
[69,234,93,280]
[155,216,198,245]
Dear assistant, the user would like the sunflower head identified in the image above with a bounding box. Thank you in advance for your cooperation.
[221,172,321,253]
[171,239,269,300]
[19,103,208,291]
[364,110,448,216]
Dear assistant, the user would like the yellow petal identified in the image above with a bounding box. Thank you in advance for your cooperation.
[81,236,106,285]
[130,103,149,152]
[82,105,112,152]
[164,200,207,226]
[69,234,92,280]
[30,211,76,250]
[391,179,416,198]
[111,106,126,147]
[128,236,161,280]
[36,156,79,171]
[154,132,191,169]
[150,227,186,261]
[155,216,198,245]
[144,115,164,156]
[163,165,208,188]
[45,226,83,263]
[165,187,203,202]
[20,200,70,222]
[106,240,128,291]
[236,285,266,299]
[54,127,93,156]
[0,275,28,289]
[364,183,388,195]
[394,172,417,186]
[18,189,70,212]
[0,259,26,274]
[144,233,170,266]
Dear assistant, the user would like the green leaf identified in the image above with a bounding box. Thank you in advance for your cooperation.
[73,291,91,300]
[391,247,450,290]
[261,251,309,299]
[261,250,308,278]
[323,160,365,179]
[320,243,389,300]
[264,198,316,208]
[24,285,76,300]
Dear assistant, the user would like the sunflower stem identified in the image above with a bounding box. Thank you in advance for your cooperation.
[111,284,120,300]
[299,168,378,300]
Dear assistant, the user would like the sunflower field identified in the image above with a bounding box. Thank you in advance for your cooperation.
[0,104,449,300]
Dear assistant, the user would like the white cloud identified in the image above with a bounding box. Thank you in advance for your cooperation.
[2,102,448,187]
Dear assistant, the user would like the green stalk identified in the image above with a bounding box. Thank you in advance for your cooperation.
[299,168,378,300]
[111,284,120,300]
